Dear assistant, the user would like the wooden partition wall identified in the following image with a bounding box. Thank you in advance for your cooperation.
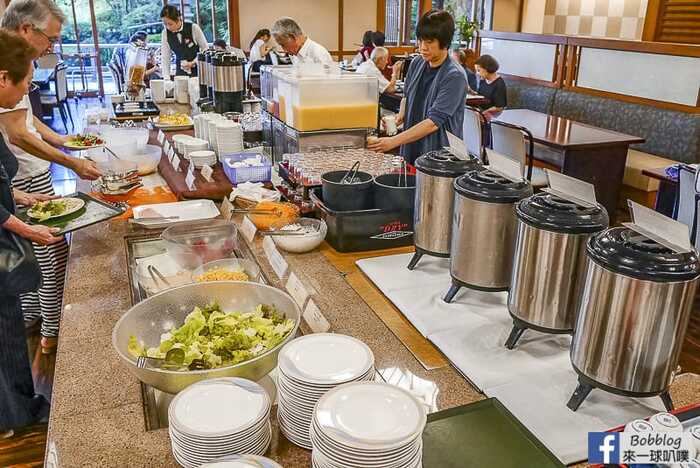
[476,30,700,113]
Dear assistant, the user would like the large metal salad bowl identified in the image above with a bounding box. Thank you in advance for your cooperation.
[112,281,301,394]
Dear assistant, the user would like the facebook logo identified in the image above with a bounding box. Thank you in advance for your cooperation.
[589,432,621,463]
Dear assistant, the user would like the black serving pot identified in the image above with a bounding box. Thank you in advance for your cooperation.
[373,173,416,211]
[322,170,374,212]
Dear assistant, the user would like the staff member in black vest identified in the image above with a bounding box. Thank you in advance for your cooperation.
[160,5,208,77]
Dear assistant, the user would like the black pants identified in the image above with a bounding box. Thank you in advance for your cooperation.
[0,296,42,431]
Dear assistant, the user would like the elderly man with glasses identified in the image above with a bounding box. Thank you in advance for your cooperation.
[0,0,102,356]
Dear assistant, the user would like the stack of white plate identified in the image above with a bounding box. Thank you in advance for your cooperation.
[168,377,272,468]
[214,121,244,161]
[277,333,375,449]
[190,150,217,168]
[183,137,209,159]
[311,381,427,468]
[207,115,227,149]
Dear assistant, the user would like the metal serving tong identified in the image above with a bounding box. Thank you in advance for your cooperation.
[230,208,283,216]
[341,161,362,184]
[147,265,171,289]
[136,348,206,371]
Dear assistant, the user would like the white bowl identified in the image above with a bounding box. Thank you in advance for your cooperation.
[270,218,327,254]
[649,412,683,432]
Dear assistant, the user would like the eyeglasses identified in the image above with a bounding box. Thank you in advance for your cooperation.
[32,25,60,45]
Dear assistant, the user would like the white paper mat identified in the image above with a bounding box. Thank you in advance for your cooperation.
[356,253,665,465]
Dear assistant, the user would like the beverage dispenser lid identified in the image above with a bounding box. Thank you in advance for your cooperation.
[415,149,481,177]
[516,192,609,234]
[212,53,242,66]
[587,226,700,282]
[454,169,532,203]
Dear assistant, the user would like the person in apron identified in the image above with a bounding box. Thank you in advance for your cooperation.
[160,5,208,78]
[0,30,60,439]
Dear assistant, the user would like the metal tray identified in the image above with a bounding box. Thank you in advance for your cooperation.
[422,398,564,468]
[16,191,124,235]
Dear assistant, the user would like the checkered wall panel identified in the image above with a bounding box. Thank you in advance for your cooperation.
[542,0,648,39]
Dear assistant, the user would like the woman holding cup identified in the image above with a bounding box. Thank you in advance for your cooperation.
[160,5,208,78]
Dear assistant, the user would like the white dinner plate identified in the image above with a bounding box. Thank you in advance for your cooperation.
[278,334,374,385]
[132,199,219,229]
[169,378,270,437]
[314,382,426,451]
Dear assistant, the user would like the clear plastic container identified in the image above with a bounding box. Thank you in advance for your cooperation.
[161,220,238,269]
[278,73,378,131]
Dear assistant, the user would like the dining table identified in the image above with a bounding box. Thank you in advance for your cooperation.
[492,109,645,220]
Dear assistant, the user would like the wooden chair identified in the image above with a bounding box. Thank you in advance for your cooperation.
[40,63,73,131]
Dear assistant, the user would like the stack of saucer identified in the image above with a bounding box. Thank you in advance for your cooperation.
[168,377,272,468]
[183,137,209,159]
[190,150,217,168]
[277,333,375,449]
[213,121,244,159]
[311,381,426,468]
[193,114,206,139]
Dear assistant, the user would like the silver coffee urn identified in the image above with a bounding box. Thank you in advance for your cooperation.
[212,53,245,114]
[505,193,608,349]
[567,226,700,412]
[196,51,209,105]
[444,169,532,303]
[407,149,481,270]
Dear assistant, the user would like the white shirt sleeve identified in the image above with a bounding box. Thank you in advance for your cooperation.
[161,33,171,79]
[315,42,333,66]
[191,23,209,52]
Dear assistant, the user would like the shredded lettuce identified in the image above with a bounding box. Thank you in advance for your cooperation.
[128,302,295,369]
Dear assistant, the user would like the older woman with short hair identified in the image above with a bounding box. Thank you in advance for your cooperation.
[0,30,61,439]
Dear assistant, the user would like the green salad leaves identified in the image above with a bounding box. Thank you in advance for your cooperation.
[128,302,295,370]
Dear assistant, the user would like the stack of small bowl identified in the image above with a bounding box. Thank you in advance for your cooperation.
[168,377,272,468]
[172,134,193,155]
[276,333,375,449]
[183,138,209,160]
[189,150,217,168]
[310,381,427,468]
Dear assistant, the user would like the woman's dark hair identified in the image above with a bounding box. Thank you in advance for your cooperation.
[160,5,181,21]
[249,28,270,49]
[362,30,373,47]
[0,30,34,84]
[475,54,499,73]
[213,39,227,49]
[129,31,148,44]
[372,31,385,46]
[416,9,455,49]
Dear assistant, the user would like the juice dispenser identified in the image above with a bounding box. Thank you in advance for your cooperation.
[125,43,148,100]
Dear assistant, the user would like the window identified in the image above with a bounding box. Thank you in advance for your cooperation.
[384,0,419,45]
[197,0,228,42]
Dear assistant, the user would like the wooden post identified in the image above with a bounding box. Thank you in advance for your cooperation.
[88,0,104,97]
[337,0,344,60]
[228,0,240,47]
[211,0,216,40]
[376,0,385,31]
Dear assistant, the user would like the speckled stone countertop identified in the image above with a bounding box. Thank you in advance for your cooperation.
[46,190,700,467]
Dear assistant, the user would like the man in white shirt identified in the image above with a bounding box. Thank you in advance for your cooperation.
[355,47,399,94]
[0,0,101,183]
[271,17,333,66]
[160,5,209,77]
